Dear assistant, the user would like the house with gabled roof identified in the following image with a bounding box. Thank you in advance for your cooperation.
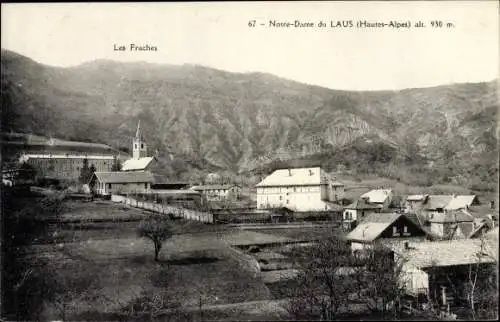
[388,236,498,302]
[89,171,154,196]
[429,209,475,239]
[424,194,478,213]
[346,212,428,252]
[255,167,344,212]
[405,194,480,227]
[342,198,382,230]
[360,189,394,210]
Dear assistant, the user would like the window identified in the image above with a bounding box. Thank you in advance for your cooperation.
[392,226,398,235]
[135,144,137,149]
[144,183,147,189]
[141,144,144,149]
[108,183,112,189]
[279,196,283,201]
[404,225,408,233]
[293,187,296,192]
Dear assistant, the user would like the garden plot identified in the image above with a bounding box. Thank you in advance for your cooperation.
[221,230,295,247]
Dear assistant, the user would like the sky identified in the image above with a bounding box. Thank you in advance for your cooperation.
[1,2,498,91]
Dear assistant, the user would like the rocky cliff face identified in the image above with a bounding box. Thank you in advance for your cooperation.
[1,49,498,182]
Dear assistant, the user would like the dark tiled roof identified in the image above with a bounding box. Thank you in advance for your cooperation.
[347,212,402,242]
[390,239,498,268]
[93,171,154,183]
[424,195,452,210]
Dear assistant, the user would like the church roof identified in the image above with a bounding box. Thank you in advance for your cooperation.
[122,157,154,171]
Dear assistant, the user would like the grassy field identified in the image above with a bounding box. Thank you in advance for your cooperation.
[23,200,279,320]
[248,226,345,241]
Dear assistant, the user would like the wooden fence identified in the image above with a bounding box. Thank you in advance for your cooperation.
[111,194,214,224]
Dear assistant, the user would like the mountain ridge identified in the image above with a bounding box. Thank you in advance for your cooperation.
[1,49,498,187]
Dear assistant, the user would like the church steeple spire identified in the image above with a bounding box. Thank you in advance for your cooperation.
[135,120,142,140]
[132,120,147,159]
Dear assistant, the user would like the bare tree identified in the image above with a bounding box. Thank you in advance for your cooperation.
[355,243,408,318]
[138,214,172,262]
[464,234,498,320]
[287,235,354,320]
[287,238,414,320]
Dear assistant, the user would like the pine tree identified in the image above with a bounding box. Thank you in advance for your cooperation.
[111,155,122,171]
[79,158,91,183]
[89,164,96,180]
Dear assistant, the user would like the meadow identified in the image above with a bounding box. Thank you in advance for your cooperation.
[13,199,330,320]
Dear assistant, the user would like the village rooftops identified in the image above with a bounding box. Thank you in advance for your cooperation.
[121,157,154,171]
[346,212,404,243]
[92,171,154,183]
[423,195,478,211]
[344,198,383,210]
[190,184,240,191]
[256,167,341,187]
[360,189,393,204]
[445,195,478,210]
[390,238,498,268]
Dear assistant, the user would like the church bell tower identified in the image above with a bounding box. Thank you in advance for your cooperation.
[132,120,147,159]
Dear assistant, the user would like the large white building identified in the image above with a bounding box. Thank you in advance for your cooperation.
[255,167,344,212]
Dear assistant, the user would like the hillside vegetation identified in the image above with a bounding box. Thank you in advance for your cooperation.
[1,49,498,189]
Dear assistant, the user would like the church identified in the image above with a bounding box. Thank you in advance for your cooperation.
[121,121,156,171]
[90,121,157,196]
